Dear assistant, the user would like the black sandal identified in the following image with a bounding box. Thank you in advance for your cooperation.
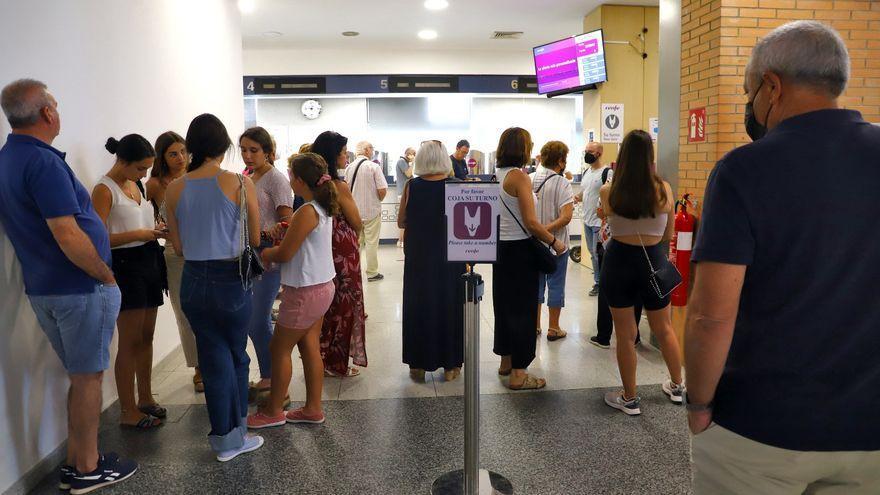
[138,403,167,419]
[121,415,162,429]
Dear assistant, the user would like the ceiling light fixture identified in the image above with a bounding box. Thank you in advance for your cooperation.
[424,0,449,10]
[261,31,283,38]
[238,0,256,14]
[342,31,360,37]
[418,29,438,40]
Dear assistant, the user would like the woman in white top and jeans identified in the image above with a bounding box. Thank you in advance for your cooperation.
[493,128,565,390]
[246,153,338,428]
[598,130,684,416]
[533,141,575,341]
[92,134,166,428]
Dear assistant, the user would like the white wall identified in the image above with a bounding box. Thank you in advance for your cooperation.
[0,0,244,491]
[244,47,535,75]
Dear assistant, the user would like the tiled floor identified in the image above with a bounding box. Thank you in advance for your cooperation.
[151,246,671,404]
[30,246,691,495]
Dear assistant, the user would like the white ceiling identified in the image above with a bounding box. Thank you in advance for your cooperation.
[241,0,657,51]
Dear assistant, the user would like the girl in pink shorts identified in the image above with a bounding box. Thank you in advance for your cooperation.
[247,153,338,429]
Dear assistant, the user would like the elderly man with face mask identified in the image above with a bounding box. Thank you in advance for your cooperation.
[685,21,880,494]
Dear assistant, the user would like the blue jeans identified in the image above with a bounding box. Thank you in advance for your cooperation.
[248,267,280,379]
[583,224,601,285]
[29,283,121,374]
[537,252,569,308]
[181,260,252,452]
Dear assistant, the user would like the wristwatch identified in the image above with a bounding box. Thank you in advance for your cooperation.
[684,391,713,412]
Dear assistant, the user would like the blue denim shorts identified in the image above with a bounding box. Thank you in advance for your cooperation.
[28,284,121,374]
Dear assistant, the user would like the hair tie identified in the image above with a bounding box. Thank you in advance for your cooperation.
[315,174,331,186]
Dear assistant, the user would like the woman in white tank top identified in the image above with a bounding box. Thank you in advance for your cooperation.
[595,130,684,417]
[493,128,565,392]
[247,152,339,429]
[91,134,167,429]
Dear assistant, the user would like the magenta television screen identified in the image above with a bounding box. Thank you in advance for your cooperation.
[533,30,607,95]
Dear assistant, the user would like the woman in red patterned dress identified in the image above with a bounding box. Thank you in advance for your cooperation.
[310,131,368,377]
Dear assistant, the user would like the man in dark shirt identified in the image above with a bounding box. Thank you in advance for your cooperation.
[0,79,137,492]
[685,21,880,493]
[450,139,470,180]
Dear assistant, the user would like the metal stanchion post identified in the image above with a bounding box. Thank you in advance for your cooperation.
[432,267,513,495]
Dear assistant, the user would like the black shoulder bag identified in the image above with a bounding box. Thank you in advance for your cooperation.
[637,232,682,299]
[349,158,367,191]
[499,195,558,274]
[237,174,264,288]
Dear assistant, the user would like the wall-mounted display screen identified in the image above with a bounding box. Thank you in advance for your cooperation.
[533,29,607,96]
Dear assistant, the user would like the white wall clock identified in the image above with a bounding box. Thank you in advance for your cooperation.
[301,99,322,120]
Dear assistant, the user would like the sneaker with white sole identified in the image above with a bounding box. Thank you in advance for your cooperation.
[589,336,610,349]
[59,465,74,490]
[69,454,137,494]
[247,411,286,429]
[216,435,264,462]
[604,391,642,416]
[285,407,325,424]
[662,380,685,404]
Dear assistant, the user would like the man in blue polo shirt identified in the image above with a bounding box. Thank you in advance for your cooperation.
[684,22,880,493]
[0,79,137,493]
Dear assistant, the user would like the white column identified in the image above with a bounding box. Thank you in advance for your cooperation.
[0,1,244,491]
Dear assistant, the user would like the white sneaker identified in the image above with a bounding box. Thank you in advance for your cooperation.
[216,435,264,462]
[604,391,641,416]
[662,380,685,404]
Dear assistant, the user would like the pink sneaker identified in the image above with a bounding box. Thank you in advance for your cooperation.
[285,408,325,424]
[247,411,286,429]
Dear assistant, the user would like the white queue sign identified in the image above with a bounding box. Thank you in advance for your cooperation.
[445,182,500,263]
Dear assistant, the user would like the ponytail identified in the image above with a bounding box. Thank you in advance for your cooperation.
[313,178,340,217]
[188,152,206,172]
[288,152,340,216]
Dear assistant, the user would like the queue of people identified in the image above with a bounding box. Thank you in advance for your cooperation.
[2,20,876,495]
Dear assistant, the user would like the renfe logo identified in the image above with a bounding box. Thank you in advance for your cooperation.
[454,202,491,239]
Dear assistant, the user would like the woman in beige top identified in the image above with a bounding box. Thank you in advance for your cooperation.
[597,129,684,417]
[145,131,203,392]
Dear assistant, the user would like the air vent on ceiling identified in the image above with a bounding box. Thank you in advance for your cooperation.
[492,31,523,40]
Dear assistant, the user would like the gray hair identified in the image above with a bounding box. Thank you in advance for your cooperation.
[355,141,373,157]
[414,141,452,176]
[1,79,51,128]
[746,21,849,97]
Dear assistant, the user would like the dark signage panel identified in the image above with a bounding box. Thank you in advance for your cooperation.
[244,75,544,96]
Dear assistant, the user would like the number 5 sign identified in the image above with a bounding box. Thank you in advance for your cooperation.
[688,108,707,143]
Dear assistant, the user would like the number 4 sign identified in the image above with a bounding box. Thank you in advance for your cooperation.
[688,108,706,143]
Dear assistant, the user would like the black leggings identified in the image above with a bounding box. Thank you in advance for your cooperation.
[492,239,539,369]
[599,240,670,311]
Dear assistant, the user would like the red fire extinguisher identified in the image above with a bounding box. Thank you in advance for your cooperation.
[671,194,696,307]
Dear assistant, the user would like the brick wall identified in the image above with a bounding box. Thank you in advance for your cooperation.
[678,0,880,202]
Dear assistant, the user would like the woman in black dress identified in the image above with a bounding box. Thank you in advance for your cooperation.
[398,141,466,382]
